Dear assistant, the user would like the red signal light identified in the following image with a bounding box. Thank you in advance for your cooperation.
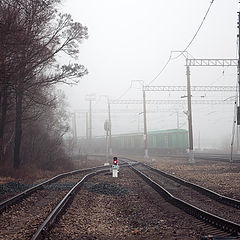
[113,157,118,165]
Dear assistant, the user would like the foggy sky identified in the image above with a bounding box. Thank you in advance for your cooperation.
[59,0,239,149]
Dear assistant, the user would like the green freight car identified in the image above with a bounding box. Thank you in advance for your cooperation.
[111,129,188,154]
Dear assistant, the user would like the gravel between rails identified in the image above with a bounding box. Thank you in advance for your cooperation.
[135,164,240,225]
[0,171,91,240]
[0,182,35,202]
[46,168,229,240]
[148,156,240,200]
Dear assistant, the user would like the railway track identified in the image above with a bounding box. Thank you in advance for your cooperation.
[32,169,109,240]
[0,165,110,214]
[0,159,239,239]
[44,166,238,239]
[129,162,240,237]
[0,165,111,239]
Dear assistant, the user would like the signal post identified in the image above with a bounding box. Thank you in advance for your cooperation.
[104,120,111,165]
[112,157,119,178]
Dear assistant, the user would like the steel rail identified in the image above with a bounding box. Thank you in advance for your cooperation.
[129,164,240,236]
[120,156,240,207]
[0,165,109,214]
[142,163,240,209]
[31,169,108,240]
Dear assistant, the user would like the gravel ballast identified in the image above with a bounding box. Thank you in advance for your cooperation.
[46,168,222,240]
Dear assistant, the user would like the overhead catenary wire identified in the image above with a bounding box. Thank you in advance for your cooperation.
[116,85,132,100]
[148,53,172,85]
[117,0,215,98]
[148,0,215,85]
[116,80,144,100]
[173,0,215,60]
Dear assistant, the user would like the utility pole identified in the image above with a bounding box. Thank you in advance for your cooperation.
[85,112,89,155]
[237,9,240,153]
[71,112,78,155]
[89,99,92,141]
[186,65,195,163]
[185,58,237,162]
[138,112,142,133]
[198,131,201,150]
[104,120,110,164]
[110,83,235,160]
[107,99,112,155]
[86,112,89,139]
[176,111,179,129]
[73,112,77,142]
[231,9,240,161]
[143,88,149,159]
[238,10,240,108]
[106,128,109,163]
[143,84,236,163]
[85,94,96,148]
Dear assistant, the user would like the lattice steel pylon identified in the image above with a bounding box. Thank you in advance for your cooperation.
[109,80,236,160]
[186,59,237,67]
[109,99,234,105]
[143,85,237,92]
[185,58,238,163]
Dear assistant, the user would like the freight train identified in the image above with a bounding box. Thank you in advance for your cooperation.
[82,129,188,155]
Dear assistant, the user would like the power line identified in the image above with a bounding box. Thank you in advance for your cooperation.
[148,0,215,85]
[148,53,172,85]
[116,80,144,100]
[116,85,132,100]
[173,0,215,60]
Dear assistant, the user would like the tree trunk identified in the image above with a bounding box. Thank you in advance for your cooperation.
[14,89,23,169]
[0,81,8,164]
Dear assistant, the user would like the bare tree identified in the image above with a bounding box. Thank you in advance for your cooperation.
[21,88,71,170]
[0,0,88,168]
[0,2,21,164]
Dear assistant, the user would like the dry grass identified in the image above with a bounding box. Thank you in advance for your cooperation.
[0,164,60,184]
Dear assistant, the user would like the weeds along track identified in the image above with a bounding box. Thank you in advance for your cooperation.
[0,165,110,240]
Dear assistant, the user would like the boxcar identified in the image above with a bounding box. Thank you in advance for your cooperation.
[81,129,188,155]
[111,129,188,154]
[148,129,188,154]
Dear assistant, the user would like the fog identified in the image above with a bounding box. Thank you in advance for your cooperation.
[60,0,238,151]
